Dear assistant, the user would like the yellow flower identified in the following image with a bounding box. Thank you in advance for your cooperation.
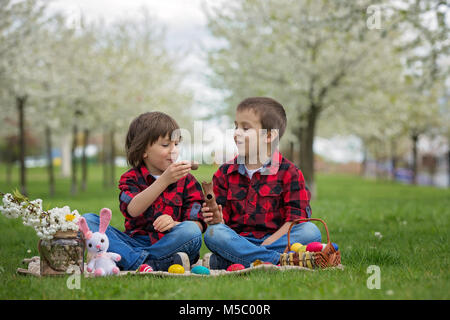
[65,214,75,222]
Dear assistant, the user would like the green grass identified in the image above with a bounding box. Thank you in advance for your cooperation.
[0,164,449,299]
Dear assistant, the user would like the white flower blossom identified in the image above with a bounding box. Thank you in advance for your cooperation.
[0,192,80,239]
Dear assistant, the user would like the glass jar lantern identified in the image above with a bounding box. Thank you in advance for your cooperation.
[38,230,85,276]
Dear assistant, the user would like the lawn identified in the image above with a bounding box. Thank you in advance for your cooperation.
[0,164,448,299]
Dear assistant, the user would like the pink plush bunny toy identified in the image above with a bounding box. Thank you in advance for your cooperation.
[77,208,121,276]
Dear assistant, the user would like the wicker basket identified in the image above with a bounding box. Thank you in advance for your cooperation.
[280,218,341,269]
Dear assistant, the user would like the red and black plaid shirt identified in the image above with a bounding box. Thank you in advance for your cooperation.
[118,164,206,244]
[213,150,312,239]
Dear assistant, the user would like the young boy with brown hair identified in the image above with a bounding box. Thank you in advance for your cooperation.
[201,97,321,269]
[83,111,206,271]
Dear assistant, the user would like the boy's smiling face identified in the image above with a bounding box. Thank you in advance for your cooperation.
[234,108,267,166]
[142,134,180,176]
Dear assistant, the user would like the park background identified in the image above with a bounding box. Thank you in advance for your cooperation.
[0,0,449,299]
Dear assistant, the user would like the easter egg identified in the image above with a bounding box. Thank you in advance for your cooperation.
[168,264,185,274]
[320,243,339,251]
[227,264,245,272]
[251,260,263,267]
[290,243,303,252]
[298,245,307,253]
[251,260,273,267]
[191,265,210,275]
[138,264,153,273]
[288,250,296,254]
[306,242,323,252]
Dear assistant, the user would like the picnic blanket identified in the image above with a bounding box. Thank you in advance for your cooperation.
[17,256,344,277]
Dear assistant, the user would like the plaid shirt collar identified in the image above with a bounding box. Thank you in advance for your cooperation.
[138,163,180,192]
[139,164,154,184]
[227,149,282,176]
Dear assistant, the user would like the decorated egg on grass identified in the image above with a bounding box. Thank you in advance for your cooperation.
[252,260,274,267]
[251,260,263,267]
[138,264,153,273]
[306,242,323,252]
[250,259,273,267]
[290,243,303,252]
[227,264,245,272]
[191,265,210,275]
[168,264,185,274]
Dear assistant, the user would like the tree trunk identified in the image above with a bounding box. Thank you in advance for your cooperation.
[17,95,27,196]
[61,134,71,178]
[390,139,397,182]
[360,143,367,177]
[297,106,319,198]
[81,129,89,191]
[411,133,419,185]
[102,129,109,188]
[109,128,115,187]
[374,140,383,180]
[447,149,450,188]
[71,124,78,195]
[288,141,294,163]
[45,125,55,196]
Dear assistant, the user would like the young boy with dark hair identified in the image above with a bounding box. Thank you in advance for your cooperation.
[83,111,206,271]
[201,97,321,269]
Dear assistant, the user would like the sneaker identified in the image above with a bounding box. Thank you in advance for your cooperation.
[202,252,233,270]
[145,252,190,272]
[190,258,203,269]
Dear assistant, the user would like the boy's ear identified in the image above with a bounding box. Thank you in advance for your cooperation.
[266,129,279,143]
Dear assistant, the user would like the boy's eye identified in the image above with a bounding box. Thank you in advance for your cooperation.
[243,128,249,131]
[162,144,169,147]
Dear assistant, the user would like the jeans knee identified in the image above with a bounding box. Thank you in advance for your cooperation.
[174,221,202,251]
[291,221,322,244]
[179,221,202,239]
[175,221,202,254]
[204,224,230,248]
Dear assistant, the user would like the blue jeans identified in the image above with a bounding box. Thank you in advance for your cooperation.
[82,213,202,271]
[203,222,321,267]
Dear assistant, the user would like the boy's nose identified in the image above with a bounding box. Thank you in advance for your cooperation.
[234,129,243,138]
[170,146,179,155]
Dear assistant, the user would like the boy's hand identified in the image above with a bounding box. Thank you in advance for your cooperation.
[160,161,192,186]
[153,214,180,232]
[201,202,224,225]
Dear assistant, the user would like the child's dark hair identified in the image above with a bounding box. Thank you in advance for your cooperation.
[236,97,287,139]
[125,112,180,168]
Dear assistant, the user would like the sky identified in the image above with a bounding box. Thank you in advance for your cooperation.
[47,0,363,163]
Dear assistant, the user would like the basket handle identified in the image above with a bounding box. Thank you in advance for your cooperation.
[284,218,331,253]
